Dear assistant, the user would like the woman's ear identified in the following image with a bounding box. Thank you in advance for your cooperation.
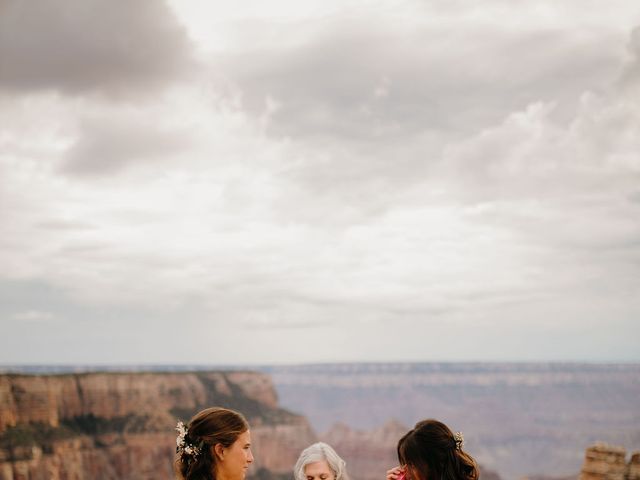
[214,443,225,461]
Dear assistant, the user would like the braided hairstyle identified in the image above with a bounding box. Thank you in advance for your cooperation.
[397,419,478,480]
[175,407,249,480]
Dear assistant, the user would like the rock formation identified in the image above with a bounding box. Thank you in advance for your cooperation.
[270,363,640,479]
[0,371,317,480]
[628,453,640,480]
[579,444,640,480]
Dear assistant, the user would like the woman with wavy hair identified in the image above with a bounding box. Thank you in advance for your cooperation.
[386,419,478,480]
[175,407,254,480]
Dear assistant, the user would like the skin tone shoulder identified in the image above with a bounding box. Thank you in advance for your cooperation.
[305,460,336,480]
[215,430,254,480]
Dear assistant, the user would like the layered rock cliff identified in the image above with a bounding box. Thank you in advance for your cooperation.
[579,444,640,480]
[269,363,640,479]
[0,372,317,480]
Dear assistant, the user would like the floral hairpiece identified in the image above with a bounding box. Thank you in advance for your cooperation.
[453,431,464,450]
[176,421,203,458]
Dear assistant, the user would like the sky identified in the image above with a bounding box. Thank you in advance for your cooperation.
[1,0,639,365]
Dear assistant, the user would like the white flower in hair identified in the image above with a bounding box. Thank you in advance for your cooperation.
[453,431,464,450]
[176,421,187,447]
[175,420,201,458]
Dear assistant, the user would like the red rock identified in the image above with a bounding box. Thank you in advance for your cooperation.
[0,372,317,480]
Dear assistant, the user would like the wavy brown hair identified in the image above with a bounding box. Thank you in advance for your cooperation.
[175,407,249,480]
[397,419,478,480]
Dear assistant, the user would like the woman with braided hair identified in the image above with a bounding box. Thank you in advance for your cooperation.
[386,419,478,480]
[175,407,254,480]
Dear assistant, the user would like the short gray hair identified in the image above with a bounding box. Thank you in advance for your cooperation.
[294,443,349,480]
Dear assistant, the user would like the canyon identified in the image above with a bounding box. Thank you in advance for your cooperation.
[0,371,315,480]
[1,363,638,480]
[266,363,640,479]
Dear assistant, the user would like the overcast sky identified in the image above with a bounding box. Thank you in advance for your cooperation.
[1,0,639,365]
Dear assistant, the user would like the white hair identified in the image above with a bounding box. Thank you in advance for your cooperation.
[294,442,349,480]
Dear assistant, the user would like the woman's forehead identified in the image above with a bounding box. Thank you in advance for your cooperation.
[304,460,332,474]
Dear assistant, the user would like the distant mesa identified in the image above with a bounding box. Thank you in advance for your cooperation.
[269,362,640,479]
[2,366,639,480]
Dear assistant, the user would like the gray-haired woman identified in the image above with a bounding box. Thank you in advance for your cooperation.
[294,442,350,480]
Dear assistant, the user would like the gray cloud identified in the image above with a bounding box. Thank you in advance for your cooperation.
[11,310,56,322]
[35,220,97,231]
[218,23,621,143]
[0,0,193,96]
[206,19,629,214]
[61,115,189,175]
[1,2,640,364]
[620,25,640,89]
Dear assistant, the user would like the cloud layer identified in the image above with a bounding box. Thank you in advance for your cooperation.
[0,0,193,96]
[1,0,639,364]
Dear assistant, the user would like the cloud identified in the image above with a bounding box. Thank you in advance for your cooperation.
[0,0,193,96]
[1,2,640,363]
[216,18,623,144]
[201,11,634,212]
[11,310,56,322]
[35,220,97,231]
[2,55,637,322]
[438,91,640,202]
[620,25,640,90]
[61,113,190,176]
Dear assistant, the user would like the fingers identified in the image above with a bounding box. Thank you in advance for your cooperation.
[386,466,405,480]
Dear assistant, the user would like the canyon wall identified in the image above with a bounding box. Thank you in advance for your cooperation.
[0,372,316,480]
[268,363,640,479]
[579,444,640,480]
